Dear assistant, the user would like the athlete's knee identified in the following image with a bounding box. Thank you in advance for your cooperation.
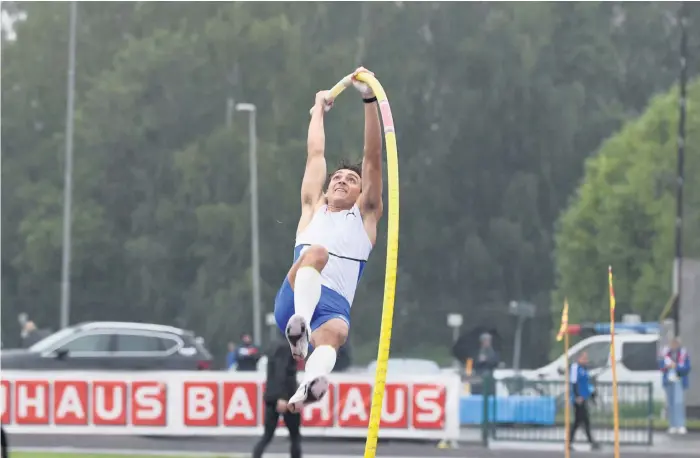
[301,245,329,271]
[312,319,348,349]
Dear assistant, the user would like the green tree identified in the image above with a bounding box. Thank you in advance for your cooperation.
[553,80,700,325]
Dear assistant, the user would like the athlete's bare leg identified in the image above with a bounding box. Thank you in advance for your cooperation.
[287,318,348,412]
[306,319,347,386]
[285,246,351,412]
[310,319,348,350]
[284,245,328,362]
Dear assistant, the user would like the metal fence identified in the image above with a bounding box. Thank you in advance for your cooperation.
[477,377,654,446]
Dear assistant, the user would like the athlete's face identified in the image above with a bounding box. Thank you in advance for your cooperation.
[326,168,362,208]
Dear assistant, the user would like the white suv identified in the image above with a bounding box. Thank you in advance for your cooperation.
[494,332,663,401]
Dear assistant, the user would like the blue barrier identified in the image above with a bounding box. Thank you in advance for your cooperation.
[459,395,556,425]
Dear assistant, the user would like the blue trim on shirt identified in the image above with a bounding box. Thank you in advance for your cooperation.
[357,260,367,284]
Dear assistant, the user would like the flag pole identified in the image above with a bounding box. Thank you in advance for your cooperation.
[609,266,620,458]
[557,299,571,458]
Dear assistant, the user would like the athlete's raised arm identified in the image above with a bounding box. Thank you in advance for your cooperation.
[354,68,384,223]
[299,91,330,228]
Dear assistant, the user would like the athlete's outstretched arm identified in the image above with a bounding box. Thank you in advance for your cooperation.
[301,92,329,214]
[358,76,383,217]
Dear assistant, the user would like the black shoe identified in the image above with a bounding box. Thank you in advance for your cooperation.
[590,442,601,450]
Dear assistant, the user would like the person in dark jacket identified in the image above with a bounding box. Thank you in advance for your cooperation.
[252,341,302,458]
[235,333,261,371]
[472,333,499,395]
[569,351,600,450]
[1,425,8,458]
[474,333,499,373]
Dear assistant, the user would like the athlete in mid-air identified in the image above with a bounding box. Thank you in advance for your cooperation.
[273,67,383,411]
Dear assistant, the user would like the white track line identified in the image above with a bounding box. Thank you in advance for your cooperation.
[12,448,229,457]
[11,447,364,458]
[488,441,696,456]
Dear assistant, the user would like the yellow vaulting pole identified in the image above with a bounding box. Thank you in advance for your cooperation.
[357,72,399,458]
[312,71,400,458]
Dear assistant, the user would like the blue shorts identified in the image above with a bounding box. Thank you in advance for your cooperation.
[274,277,351,334]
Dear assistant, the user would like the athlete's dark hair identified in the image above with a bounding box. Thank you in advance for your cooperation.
[324,159,362,191]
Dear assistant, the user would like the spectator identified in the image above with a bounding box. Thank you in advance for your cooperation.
[471,333,499,395]
[252,341,302,458]
[225,342,238,370]
[474,333,499,372]
[451,326,502,365]
[21,321,50,348]
[569,351,600,450]
[235,333,261,371]
[660,337,691,434]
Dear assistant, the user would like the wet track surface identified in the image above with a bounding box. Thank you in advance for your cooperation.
[8,433,700,458]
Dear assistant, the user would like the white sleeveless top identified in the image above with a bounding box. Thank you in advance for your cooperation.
[295,204,373,306]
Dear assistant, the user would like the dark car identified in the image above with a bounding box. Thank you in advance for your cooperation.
[1,321,213,371]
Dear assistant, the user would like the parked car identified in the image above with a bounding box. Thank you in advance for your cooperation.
[0,321,213,371]
[367,358,441,375]
[493,332,663,401]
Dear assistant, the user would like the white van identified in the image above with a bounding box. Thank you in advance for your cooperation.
[493,332,663,401]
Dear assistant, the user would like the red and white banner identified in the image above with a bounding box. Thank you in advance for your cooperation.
[0,371,460,441]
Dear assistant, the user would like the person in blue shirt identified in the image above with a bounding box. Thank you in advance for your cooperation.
[225,342,237,370]
[659,337,691,434]
[569,352,600,450]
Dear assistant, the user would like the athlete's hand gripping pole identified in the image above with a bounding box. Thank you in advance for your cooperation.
[308,73,354,115]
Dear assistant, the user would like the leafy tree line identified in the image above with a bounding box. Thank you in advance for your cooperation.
[2,2,698,365]
[553,80,700,328]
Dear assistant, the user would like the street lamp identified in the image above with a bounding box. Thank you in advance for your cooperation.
[226,98,235,128]
[235,103,261,346]
[446,313,463,344]
[508,300,536,373]
[672,3,689,338]
[266,312,278,344]
[447,313,463,369]
[60,1,78,329]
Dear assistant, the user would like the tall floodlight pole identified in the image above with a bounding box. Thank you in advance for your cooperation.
[60,1,78,329]
[673,4,688,338]
[509,301,536,373]
[236,103,261,346]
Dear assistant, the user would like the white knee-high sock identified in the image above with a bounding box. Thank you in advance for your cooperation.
[303,345,337,381]
[294,266,322,325]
